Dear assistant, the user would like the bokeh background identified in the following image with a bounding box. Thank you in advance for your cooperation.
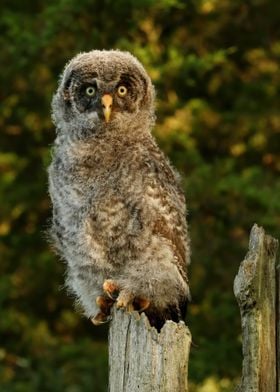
[1,0,280,391]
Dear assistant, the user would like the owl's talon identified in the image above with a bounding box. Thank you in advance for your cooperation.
[116,298,133,310]
[133,297,150,312]
[116,298,126,309]
[92,296,113,325]
[116,290,135,312]
[127,303,135,313]
[91,312,111,325]
[116,293,150,314]
[96,295,114,315]
[103,279,119,300]
[116,300,135,313]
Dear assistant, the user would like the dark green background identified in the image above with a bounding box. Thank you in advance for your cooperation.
[1,0,279,391]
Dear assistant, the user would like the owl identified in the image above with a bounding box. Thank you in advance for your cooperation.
[48,49,191,330]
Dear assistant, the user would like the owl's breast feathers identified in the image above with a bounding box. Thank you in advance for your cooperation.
[107,138,190,278]
[52,134,190,279]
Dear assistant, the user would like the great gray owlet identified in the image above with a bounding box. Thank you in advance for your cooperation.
[48,49,191,330]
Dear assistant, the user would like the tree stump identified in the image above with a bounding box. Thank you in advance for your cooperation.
[234,224,279,392]
[108,308,191,392]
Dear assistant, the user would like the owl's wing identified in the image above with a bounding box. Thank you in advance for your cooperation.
[151,215,189,285]
[142,157,190,288]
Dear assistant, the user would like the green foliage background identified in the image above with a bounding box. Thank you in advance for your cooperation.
[1,0,279,390]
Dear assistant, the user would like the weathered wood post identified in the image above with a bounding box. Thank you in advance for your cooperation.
[108,224,279,391]
[234,224,279,392]
[108,308,191,392]
[277,260,280,391]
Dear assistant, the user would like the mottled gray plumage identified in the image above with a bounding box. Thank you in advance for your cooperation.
[48,49,190,329]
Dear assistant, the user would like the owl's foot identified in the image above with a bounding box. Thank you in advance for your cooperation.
[91,312,110,325]
[91,295,114,325]
[116,290,150,313]
[96,295,114,314]
[116,290,134,312]
[103,279,150,314]
[133,297,151,312]
[103,279,119,300]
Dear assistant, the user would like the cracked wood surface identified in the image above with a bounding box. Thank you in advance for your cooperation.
[108,308,191,392]
[234,224,279,392]
[108,225,279,391]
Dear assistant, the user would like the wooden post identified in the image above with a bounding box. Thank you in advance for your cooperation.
[277,261,280,392]
[234,224,279,392]
[108,308,191,392]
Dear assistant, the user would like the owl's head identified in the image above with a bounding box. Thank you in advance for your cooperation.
[52,50,155,138]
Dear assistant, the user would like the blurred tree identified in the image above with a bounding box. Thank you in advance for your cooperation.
[0,0,279,390]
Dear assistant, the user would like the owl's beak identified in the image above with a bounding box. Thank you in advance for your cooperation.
[101,94,113,123]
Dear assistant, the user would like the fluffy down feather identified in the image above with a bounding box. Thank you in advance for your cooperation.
[48,49,191,330]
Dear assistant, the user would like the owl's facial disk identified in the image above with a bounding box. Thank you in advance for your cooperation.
[53,50,156,135]
[69,77,134,125]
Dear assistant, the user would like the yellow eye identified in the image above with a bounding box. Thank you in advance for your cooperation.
[117,85,127,97]
[86,86,96,97]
